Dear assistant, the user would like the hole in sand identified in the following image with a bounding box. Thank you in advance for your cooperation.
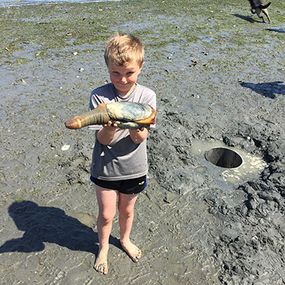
[204,147,243,168]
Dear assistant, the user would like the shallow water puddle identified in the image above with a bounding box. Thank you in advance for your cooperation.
[191,139,267,184]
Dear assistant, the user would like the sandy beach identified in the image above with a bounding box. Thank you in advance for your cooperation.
[0,1,284,284]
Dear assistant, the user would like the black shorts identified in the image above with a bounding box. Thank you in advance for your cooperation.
[90,175,147,195]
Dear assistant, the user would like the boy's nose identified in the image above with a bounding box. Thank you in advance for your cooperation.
[121,77,127,83]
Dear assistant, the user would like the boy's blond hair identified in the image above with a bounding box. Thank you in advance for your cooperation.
[104,33,144,67]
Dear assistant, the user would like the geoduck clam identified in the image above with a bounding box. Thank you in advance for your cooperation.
[65,101,156,129]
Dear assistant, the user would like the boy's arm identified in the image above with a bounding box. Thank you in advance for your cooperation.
[129,128,149,144]
[96,122,117,145]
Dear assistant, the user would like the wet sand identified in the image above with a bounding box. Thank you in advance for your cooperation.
[0,1,284,284]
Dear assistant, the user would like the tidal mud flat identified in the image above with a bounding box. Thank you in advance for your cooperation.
[0,1,284,284]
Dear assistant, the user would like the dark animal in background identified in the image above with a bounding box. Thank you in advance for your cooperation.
[248,0,271,23]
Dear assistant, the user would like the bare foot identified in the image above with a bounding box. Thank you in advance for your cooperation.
[94,248,109,275]
[120,240,142,263]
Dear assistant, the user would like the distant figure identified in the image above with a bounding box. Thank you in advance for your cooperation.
[248,0,271,23]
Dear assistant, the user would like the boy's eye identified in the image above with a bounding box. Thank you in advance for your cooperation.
[112,71,134,77]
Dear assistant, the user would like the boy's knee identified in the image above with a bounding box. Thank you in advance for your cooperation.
[100,212,115,224]
[119,207,134,218]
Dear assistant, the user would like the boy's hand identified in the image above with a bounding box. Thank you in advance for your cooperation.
[103,121,118,130]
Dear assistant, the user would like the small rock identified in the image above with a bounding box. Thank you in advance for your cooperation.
[61,144,70,151]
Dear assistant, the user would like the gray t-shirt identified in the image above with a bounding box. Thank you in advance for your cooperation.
[89,83,156,181]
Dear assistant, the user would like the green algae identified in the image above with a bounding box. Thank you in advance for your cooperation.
[0,0,284,65]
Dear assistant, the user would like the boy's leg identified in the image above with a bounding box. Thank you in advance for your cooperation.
[118,193,142,262]
[94,186,117,274]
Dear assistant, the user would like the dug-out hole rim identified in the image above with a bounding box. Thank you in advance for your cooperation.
[204,147,243,169]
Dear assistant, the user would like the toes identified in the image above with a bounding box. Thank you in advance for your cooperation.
[133,249,142,263]
[137,249,142,259]
[122,246,142,263]
[94,262,108,275]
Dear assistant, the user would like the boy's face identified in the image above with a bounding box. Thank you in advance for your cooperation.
[107,60,142,95]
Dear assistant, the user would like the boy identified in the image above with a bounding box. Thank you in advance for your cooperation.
[89,33,156,274]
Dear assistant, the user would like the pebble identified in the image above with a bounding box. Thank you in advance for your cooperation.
[61,144,70,151]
